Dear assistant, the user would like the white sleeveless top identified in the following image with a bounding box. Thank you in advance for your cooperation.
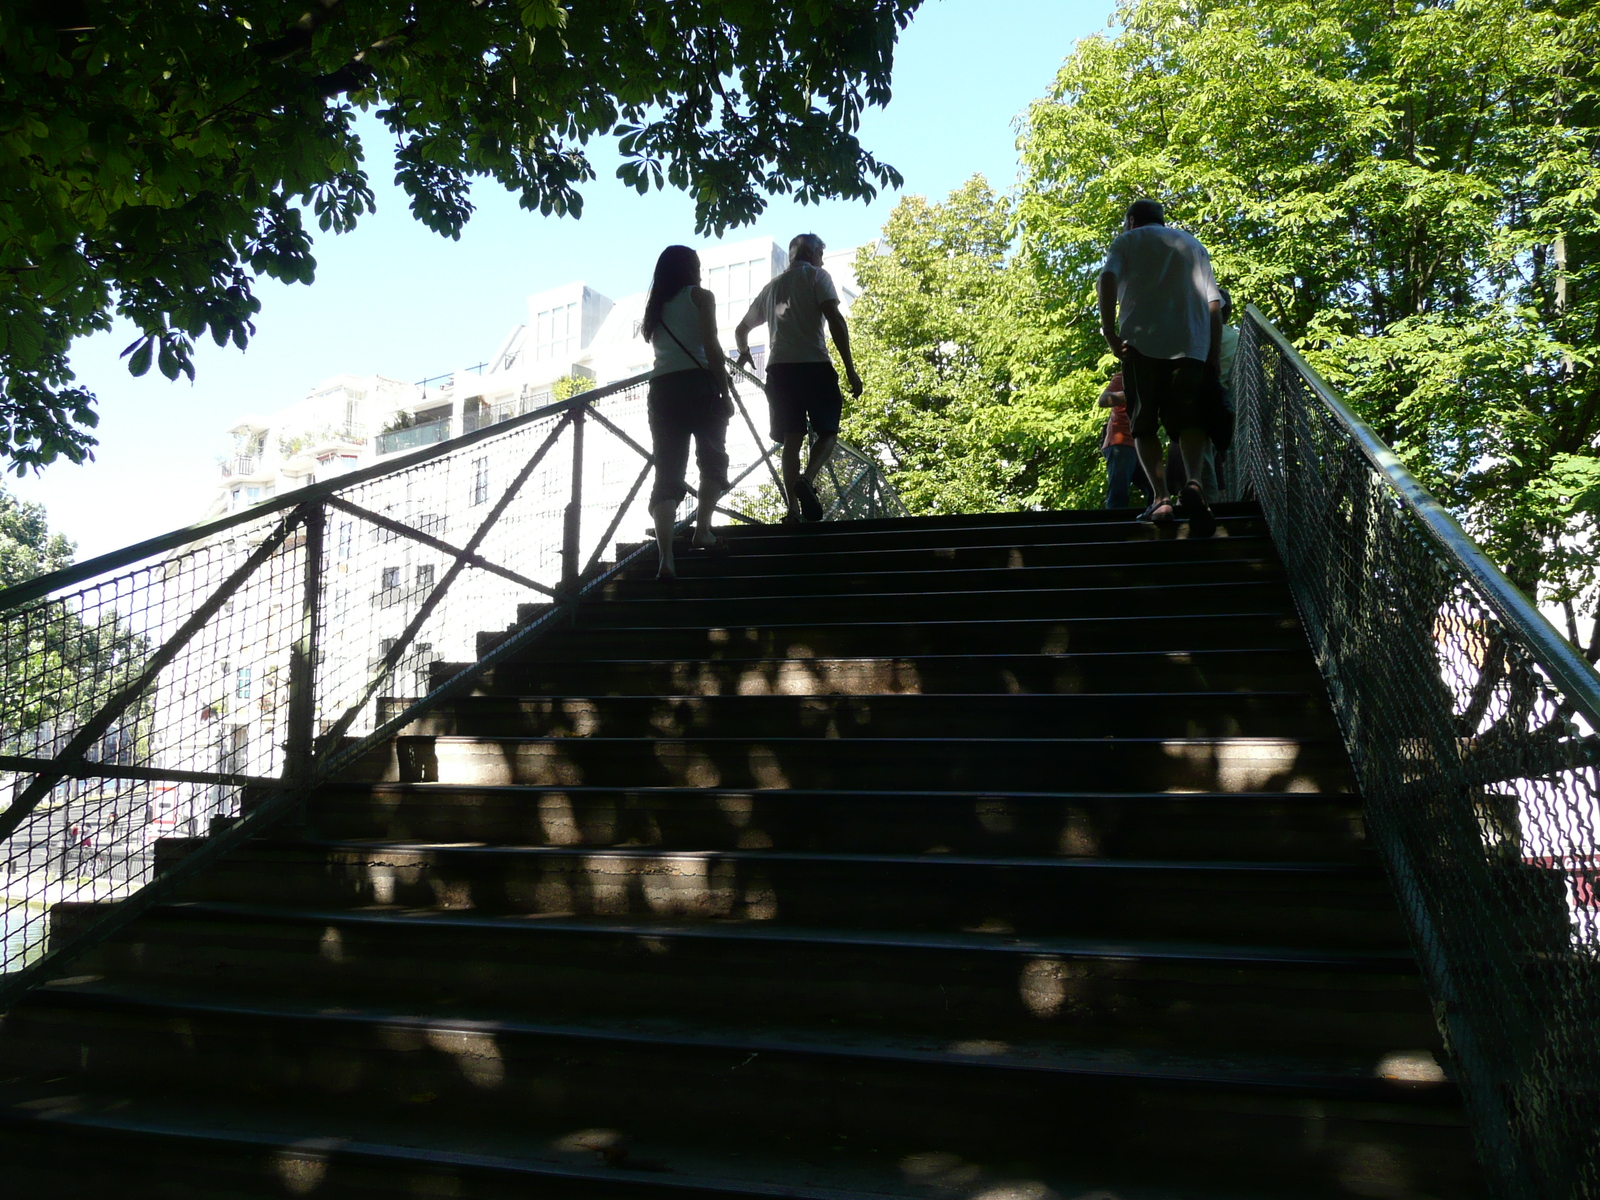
[650,287,707,374]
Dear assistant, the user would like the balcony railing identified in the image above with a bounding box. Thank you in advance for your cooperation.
[220,454,261,477]
[374,417,450,457]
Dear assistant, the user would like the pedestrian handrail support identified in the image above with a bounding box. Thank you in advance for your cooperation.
[1231,305,1600,1200]
[0,364,903,1004]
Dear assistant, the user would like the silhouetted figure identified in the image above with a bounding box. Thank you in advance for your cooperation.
[1098,199,1223,536]
[1097,371,1152,508]
[734,234,863,524]
[641,245,733,579]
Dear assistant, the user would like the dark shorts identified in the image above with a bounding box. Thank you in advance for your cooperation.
[1124,350,1206,439]
[765,361,843,440]
[648,369,730,508]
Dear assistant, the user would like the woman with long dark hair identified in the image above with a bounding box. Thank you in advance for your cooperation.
[641,245,732,579]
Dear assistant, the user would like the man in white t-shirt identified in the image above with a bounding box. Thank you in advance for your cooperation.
[1097,198,1223,532]
[735,233,864,523]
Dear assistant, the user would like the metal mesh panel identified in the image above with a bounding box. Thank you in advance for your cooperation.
[1228,311,1600,1200]
[0,368,905,986]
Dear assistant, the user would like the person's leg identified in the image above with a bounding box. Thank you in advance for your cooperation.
[692,411,731,546]
[780,434,805,521]
[796,365,844,521]
[1133,434,1167,504]
[650,498,679,577]
[765,365,808,522]
[1124,351,1171,512]
[1104,446,1135,508]
[647,390,693,578]
[803,432,838,483]
[1178,426,1210,489]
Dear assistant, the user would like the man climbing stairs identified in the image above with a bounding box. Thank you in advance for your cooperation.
[0,504,1480,1198]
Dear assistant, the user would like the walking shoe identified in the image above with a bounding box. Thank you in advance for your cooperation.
[795,478,824,522]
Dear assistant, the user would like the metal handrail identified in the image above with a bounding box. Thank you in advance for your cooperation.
[1235,306,1600,1200]
[1246,304,1600,727]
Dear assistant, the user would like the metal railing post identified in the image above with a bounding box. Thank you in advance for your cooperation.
[561,405,585,592]
[283,502,324,796]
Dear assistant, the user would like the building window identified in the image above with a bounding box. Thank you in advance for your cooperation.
[415,564,435,592]
[337,522,354,560]
[534,301,579,362]
[708,258,764,330]
[381,566,401,590]
[471,458,489,506]
[235,667,252,700]
[245,486,261,503]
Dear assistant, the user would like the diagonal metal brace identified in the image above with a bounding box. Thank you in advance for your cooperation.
[314,412,573,754]
[325,494,556,597]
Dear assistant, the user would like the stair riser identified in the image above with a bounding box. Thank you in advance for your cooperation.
[564,584,1294,631]
[66,917,1437,1051]
[644,536,1280,584]
[169,853,1405,946]
[595,557,1285,601]
[312,788,1370,860]
[384,737,1354,794]
[688,517,1268,555]
[653,532,1276,576]
[439,650,1327,697]
[3,1002,1471,1196]
[382,693,1340,741]
[510,614,1307,662]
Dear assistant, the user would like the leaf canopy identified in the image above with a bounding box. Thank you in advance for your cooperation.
[0,0,923,473]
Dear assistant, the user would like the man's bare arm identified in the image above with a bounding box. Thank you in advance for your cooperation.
[822,300,863,398]
[1098,272,1126,358]
[733,315,757,369]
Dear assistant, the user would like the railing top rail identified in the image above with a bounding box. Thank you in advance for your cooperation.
[0,370,656,613]
[1246,303,1600,732]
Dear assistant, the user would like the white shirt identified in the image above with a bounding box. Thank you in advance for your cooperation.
[1101,224,1222,362]
[650,287,707,374]
[741,262,839,365]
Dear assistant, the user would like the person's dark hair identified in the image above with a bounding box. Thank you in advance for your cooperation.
[1218,286,1233,321]
[788,232,825,263]
[1125,198,1165,227]
[641,245,700,340]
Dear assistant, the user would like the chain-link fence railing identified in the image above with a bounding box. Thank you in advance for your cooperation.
[0,365,901,1001]
[1229,306,1600,1200]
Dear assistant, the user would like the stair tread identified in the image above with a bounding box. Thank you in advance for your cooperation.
[230,839,1382,876]
[0,1082,1375,1200]
[24,979,1454,1101]
[143,900,1418,969]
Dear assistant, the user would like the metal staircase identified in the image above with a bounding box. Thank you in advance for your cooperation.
[1,310,1597,1198]
[0,504,1481,1198]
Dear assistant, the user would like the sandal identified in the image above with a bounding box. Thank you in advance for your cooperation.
[1137,497,1177,524]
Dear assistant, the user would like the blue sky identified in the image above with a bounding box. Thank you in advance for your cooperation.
[11,0,1115,560]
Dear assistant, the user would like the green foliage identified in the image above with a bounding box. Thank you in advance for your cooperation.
[1015,0,1600,641]
[843,177,1105,516]
[1,487,75,587]
[0,0,924,474]
[0,486,149,742]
